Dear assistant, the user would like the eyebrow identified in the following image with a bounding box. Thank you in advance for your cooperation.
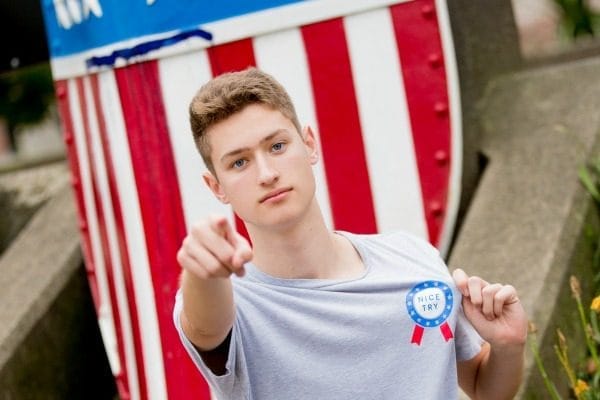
[219,129,288,163]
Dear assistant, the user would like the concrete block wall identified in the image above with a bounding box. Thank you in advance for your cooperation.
[0,183,116,399]
[450,56,600,397]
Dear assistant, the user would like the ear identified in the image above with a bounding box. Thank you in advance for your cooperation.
[302,125,319,165]
[203,171,230,204]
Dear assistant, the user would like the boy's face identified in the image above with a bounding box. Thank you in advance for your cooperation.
[203,103,319,231]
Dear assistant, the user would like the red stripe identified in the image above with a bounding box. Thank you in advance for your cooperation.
[55,80,101,310]
[207,38,256,76]
[90,74,148,400]
[390,1,451,245]
[76,78,131,399]
[207,39,256,241]
[301,18,378,234]
[115,62,210,400]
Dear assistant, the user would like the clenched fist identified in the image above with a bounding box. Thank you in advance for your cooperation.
[177,215,253,280]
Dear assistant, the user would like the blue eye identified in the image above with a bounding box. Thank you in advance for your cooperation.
[232,159,246,169]
[272,142,285,152]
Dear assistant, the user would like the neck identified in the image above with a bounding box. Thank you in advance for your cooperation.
[246,200,361,279]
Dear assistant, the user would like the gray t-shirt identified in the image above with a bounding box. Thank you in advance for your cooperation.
[173,231,483,399]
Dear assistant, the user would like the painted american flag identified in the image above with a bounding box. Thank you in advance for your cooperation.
[46,0,462,399]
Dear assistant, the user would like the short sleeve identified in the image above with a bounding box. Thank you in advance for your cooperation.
[172,290,248,398]
[454,305,484,361]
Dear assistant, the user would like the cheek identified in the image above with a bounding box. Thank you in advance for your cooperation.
[222,175,246,195]
[283,154,316,183]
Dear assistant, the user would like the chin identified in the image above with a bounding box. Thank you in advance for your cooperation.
[248,210,303,232]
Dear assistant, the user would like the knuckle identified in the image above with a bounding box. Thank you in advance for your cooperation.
[471,297,482,305]
[176,248,186,266]
[222,248,235,264]
[467,276,480,285]
[205,259,226,277]
[482,283,500,294]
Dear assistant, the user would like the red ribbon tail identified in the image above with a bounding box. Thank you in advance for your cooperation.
[440,322,454,342]
[411,325,424,345]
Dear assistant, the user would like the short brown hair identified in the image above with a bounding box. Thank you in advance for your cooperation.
[189,67,302,173]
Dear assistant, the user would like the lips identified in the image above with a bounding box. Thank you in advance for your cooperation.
[259,187,292,203]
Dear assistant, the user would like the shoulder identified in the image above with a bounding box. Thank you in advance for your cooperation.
[338,230,445,270]
[340,230,440,256]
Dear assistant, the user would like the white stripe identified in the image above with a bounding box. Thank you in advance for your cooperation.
[344,9,428,239]
[97,71,168,400]
[436,0,463,257]
[158,50,234,230]
[50,0,415,80]
[68,78,121,374]
[82,76,141,400]
[253,28,334,230]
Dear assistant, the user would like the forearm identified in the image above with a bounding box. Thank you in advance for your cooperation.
[473,343,525,400]
[180,270,235,350]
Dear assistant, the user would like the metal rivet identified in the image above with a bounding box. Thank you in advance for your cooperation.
[429,201,444,217]
[421,4,435,19]
[56,85,66,99]
[63,131,73,144]
[428,53,442,68]
[434,102,448,117]
[435,150,448,165]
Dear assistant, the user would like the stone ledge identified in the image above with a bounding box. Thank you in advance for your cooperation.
[0,183,80,367]
[0,184,115,398]
[450,56,600,397]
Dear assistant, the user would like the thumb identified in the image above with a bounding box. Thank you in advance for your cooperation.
[231,232,253,269]
[212,216,252,275]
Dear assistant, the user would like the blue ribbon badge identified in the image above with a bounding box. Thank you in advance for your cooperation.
[406,280,454,345]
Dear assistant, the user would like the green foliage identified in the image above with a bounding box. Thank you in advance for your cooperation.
[552,0,600,39]
[0,63,55,151]
[580,160,600,284]
[529,158,600,399]
[579,160,600,203]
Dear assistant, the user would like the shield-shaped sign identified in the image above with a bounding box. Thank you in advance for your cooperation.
[42,0,462,399]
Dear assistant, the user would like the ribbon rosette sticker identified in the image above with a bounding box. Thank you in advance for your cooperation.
[406,280,454,345]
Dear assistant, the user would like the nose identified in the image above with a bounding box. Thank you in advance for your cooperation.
[256,155,279,185]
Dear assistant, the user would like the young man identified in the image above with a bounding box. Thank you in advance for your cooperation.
[173,68,528,399]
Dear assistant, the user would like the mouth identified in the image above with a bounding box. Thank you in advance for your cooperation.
[260,187,292,203]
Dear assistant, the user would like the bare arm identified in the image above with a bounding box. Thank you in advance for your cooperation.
[458,342,525,399]
[453,269,528,400]
[179,272,235,351]
[177,215,252,351]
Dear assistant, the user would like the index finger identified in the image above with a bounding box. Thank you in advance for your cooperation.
[210,216,252,274]
[209,215,235,242]
[230,232,253,269]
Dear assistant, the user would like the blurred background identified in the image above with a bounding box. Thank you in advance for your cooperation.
[3,1,600,399]
[2,0,600,248]
[3,0,600,171]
